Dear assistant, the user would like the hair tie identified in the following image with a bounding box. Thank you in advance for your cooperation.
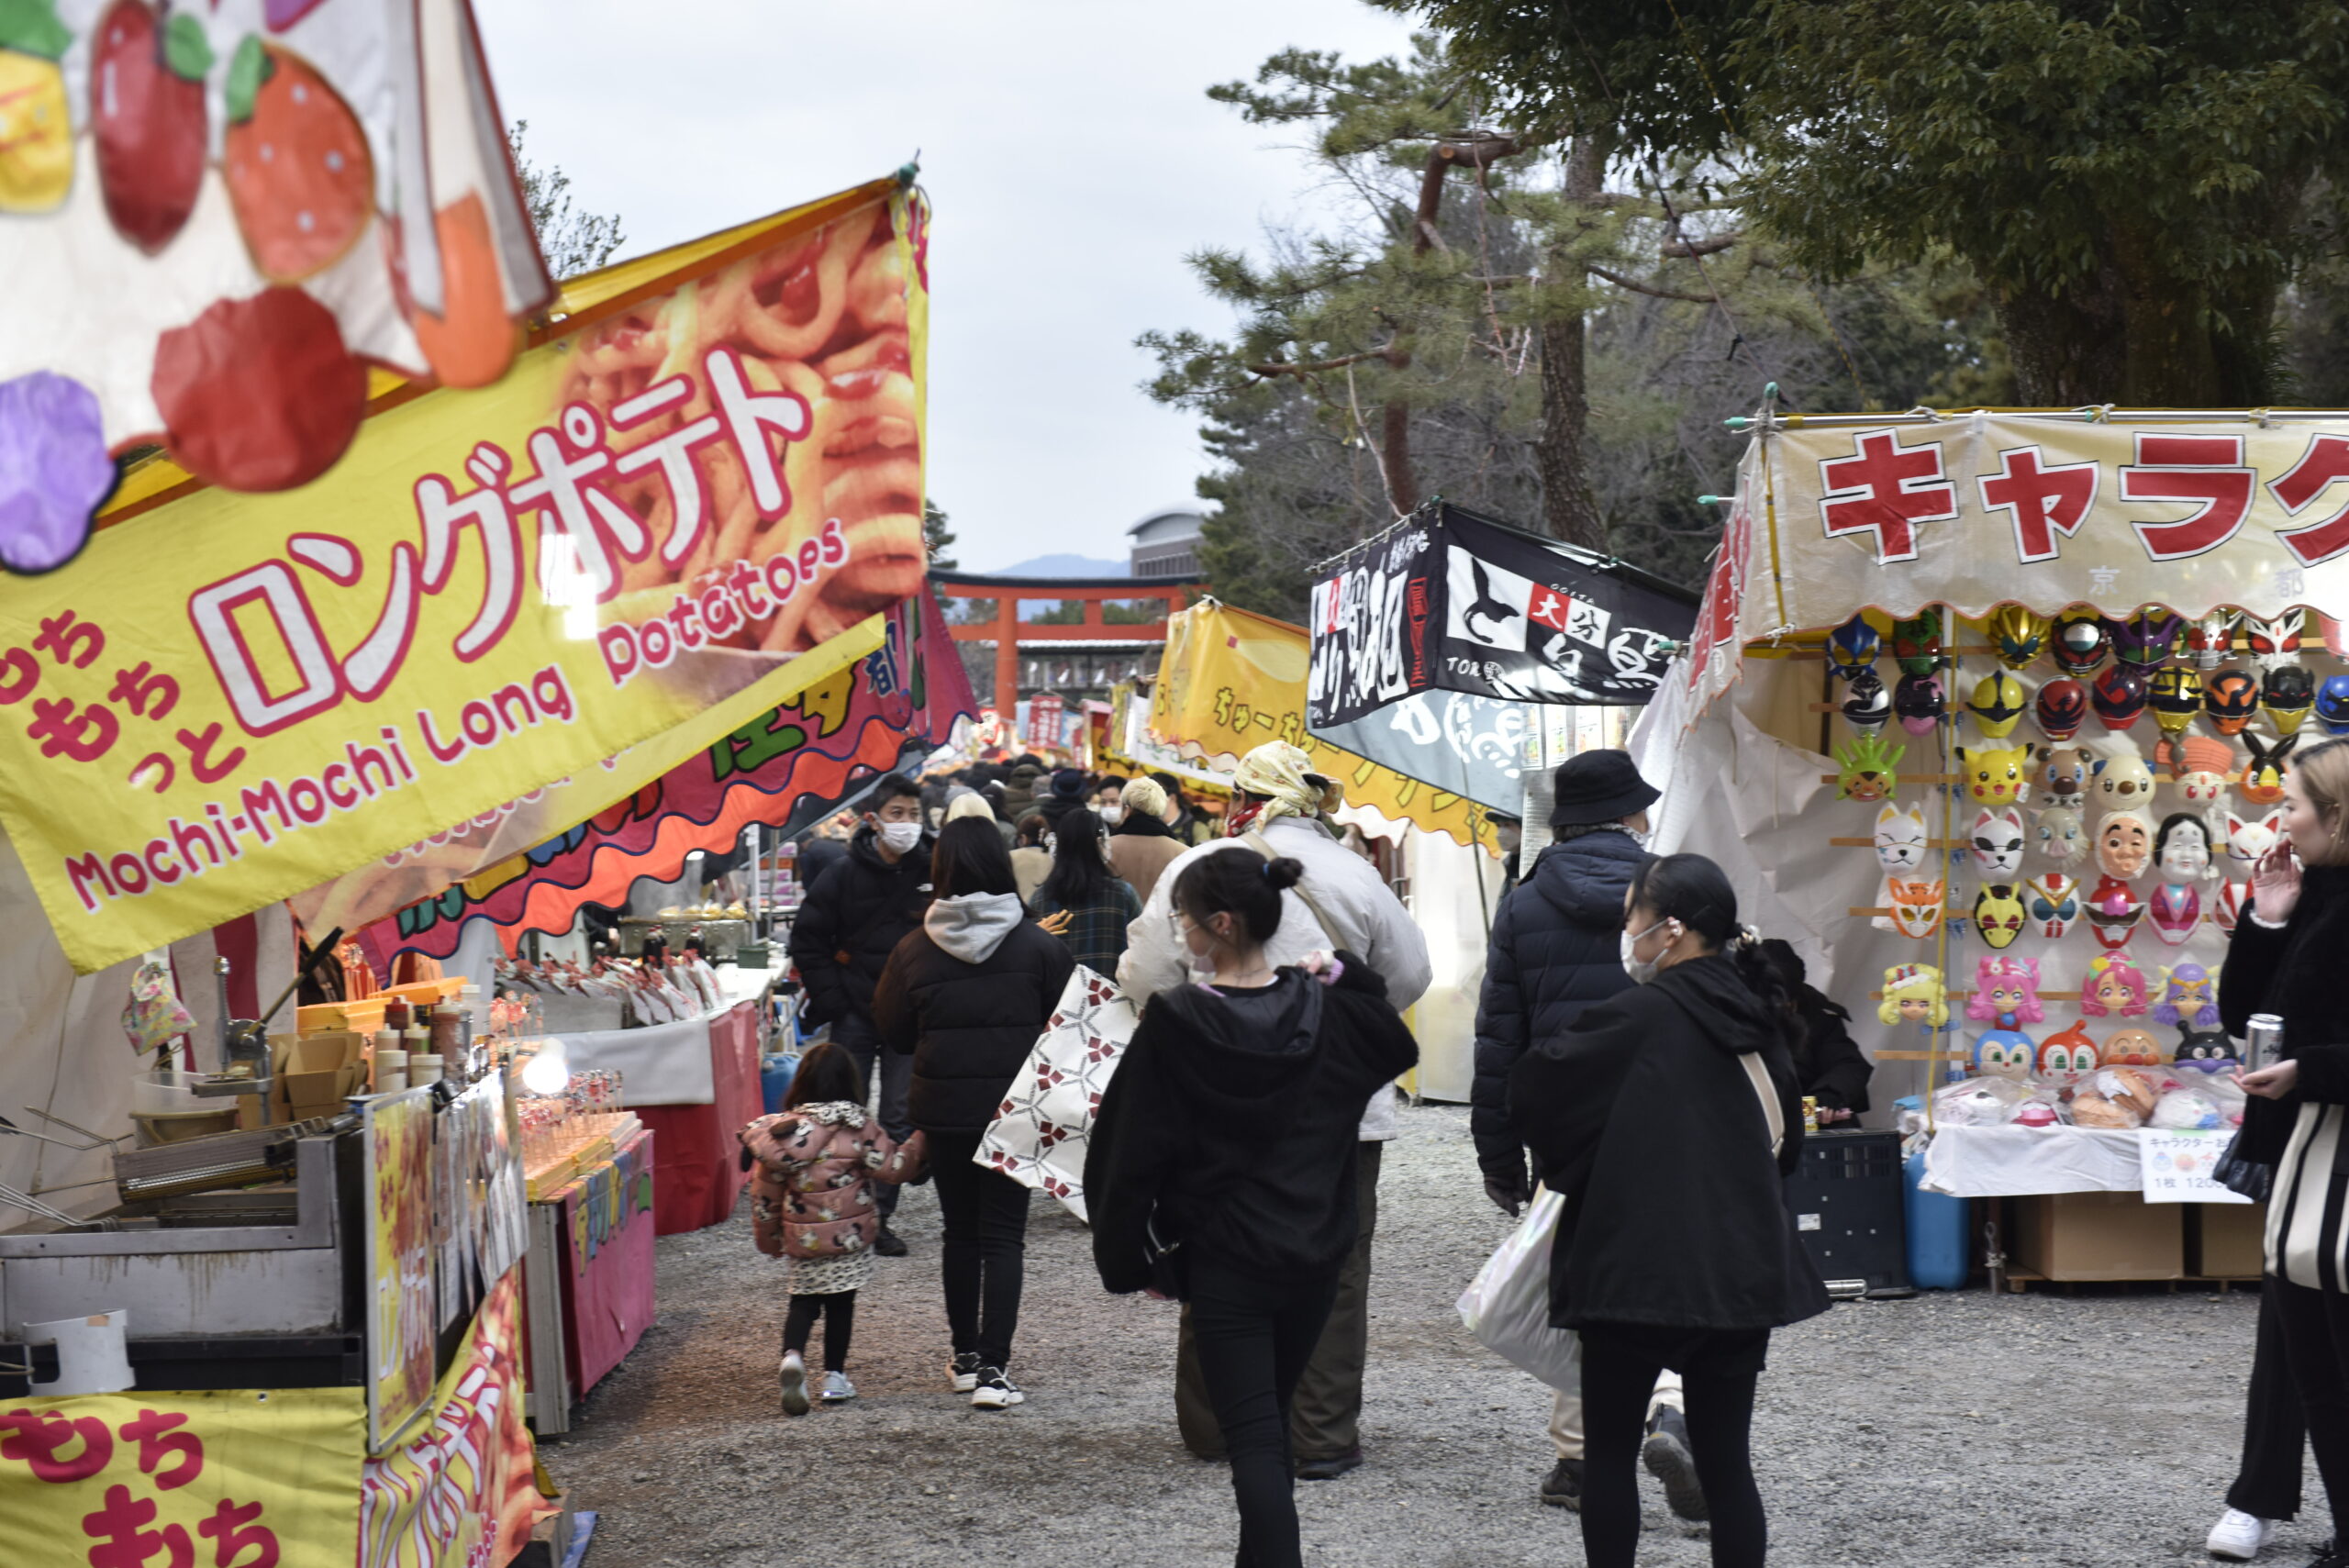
[1735,923,1762,950]
[1260,860,1275,880]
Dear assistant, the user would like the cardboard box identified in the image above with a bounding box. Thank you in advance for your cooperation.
[274,1030,368,1118]
[2191,1202,2268,1279]
[298,997,387,1036]
[2014,1191,2184,1282]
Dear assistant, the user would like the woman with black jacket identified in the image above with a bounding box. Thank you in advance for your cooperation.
[1510,852,1828,1568]
[1756,939,1873,1124]
[1086,848,1418,1568]
[874,818,1075,1411]
[2227,740,2349,1567]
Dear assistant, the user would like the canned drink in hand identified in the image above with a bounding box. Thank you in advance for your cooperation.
[2246,1014,2285,1073]
[1803,1095,1820,1133]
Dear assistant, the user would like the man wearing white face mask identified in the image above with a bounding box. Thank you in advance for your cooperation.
[787,773,935,1256]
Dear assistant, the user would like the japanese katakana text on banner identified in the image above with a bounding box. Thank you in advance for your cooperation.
[0,177,930,973]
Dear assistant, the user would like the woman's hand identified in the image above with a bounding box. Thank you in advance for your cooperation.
[2251,841,2303,927]
[1817,1105,1854,1126]
[1037,910,1074,936]
[2240,1060,2300,1099]
[1142,1286,1172,1302]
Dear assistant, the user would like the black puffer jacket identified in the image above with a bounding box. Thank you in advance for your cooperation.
[873,893,1075,1137]
[1470,829,1645,1184]
[785,827,933,1026]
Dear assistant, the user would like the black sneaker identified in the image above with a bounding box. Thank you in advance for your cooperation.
[970,1366,1024,1409]
[949,1351,983,1393]
[1643,1406,1708,1522]
[874,1228,908,1258]
[1540,1457,1583,1509]
[1296,1449,1362,1481]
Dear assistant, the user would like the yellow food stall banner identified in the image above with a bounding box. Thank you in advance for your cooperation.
[367,1088,439,1453]
[0,175,930,973]
[1154,600,1494,849]
[0,1386,366,1564]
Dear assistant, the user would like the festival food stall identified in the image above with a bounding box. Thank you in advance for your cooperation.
[1632,405,2349,1285]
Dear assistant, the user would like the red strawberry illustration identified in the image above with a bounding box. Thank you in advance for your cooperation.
[222,35,371,281]
[92,1,208,251]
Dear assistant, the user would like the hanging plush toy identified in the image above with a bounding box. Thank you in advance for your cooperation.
[1966,672,2029,739]
[2052,608,2110,674]
[1836,733,1905,801]
[2096,809,2154,880]
[1894,671,1947,735]
[1973,884,2028,949]
[2035,678,2088,741]
[2226,808,2282,868]
[2037,1020,2100,1089]
[1955,742,2033,805]
[2101,1027,2167,1067]
[2205,668,2258,736]
[1878,962,1949,1028]
[2263,664,2315,738]
[2187,612,2240,670]
[2034,806,2087,867]
[2153,963,2221,1029]
[2089,740,2157,809]
[2243,609,2304,665]
[2082,952,2152,1018]
[2092,664,2150,731]
[1842,668,1892,735]
[2108,608,2184,668]
[2153,813,2217,884]
[1874,801,1930,873]
[2026,873,2080,938]
[1974,1028,2038,1082]
[1890,610,1943,677]
[2148,667,2203,737]
[1886,878,1947,940]
[1969,806,2028,876]
[1826,614,1880,680]
[2039,745,2091,808]
[1990,605,2050,670]
[2243,732,2298,806]
[2156,735,2236,827]
[2149,883,2202,946]
[2085,875,2147,951]
[1968,954,2045,1027]
[2173,1022,2239,1070]
[2318,675,2349,737]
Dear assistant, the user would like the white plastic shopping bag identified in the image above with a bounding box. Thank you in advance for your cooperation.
[1456,1188,1581,1391]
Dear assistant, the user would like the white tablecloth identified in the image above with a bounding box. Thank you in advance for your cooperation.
[1922,1125,2154,1197]
[550,1013,718,1106]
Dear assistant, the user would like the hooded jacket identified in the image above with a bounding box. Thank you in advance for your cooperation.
[1085,958,1419,1293]
[786,826,934,1026]
[1470,830,1645,1184]
[872,892,1076,1137]
[1510,951,1829,1333]
[740,1103,928,1261]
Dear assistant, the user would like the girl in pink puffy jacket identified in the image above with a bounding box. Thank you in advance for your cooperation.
[740,1042,927,1414]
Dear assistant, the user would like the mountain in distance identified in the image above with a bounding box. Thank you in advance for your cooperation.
[983,551,1129,578]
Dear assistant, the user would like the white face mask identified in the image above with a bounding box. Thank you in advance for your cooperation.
[1101,806,1125,826]
[877,820,923,854]
[1620,917,1673,984]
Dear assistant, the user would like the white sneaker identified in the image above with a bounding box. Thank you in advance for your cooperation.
[970,1366,1024,1409]
[779,1351,809,1417]
[818,1371,856,1404]
[2207,1507,2274,1562]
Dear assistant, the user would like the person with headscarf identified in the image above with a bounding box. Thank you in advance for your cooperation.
[1118,740,1431,1483]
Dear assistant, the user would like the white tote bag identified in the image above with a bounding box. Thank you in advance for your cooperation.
[976,966,1139,1221]
[1456,1188,1582,1391]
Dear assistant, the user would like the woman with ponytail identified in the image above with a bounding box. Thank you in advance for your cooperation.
[1509,852,1828,1568]
[1085,847,1418,1568]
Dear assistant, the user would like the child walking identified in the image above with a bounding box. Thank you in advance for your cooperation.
[740,1041,927,1415]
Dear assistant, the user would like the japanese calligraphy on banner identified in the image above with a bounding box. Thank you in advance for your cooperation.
[1727,414,2349,641]
[368,1087,439,1453]
[358,1271,551,1568]
[327,586,974,963]
[1154,599,1495,849]
[1310,690,1527,815]
[0,175,930,973]
[0,1387,364,1565]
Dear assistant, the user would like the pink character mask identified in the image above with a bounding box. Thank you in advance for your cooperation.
[2149,883,2201,946]
[1966,955,2044,1026]
[2082,951,2150,1018]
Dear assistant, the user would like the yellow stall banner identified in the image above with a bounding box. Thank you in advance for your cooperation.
[1154,600,1494,849]
[367,1089,440,1453]
[0,175,930,973]
[0,1386,366,1563]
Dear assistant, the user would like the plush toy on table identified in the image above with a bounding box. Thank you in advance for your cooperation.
[2036,1020,2100,1092]
[2084,876,2148,951]
[2082,951,2151,1018]
[2152,963,2220,1029]
[1967,954,2044,1029]
[2100,1027,2168,1067]
[2025,873,2080,939]
[1973,1028,2038,1082]
[2173,1022,2240,1071]
[1879,963,1950,1029]
[1836,733,1905,801]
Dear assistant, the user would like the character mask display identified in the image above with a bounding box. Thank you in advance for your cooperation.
[1967,672,2029,739]
[1887,878,1946,940]
[1894,672,1947,736]
[1877,962,1948,1029]
[2085,875,2147,951]
[1973,884,2028,950]
[1968,954,2044,1026]
[2187,612,2240,670]
[1875,802,1930,873]
[1990,606,2050,670]
[2052,608,2110,674]
[2026,873,2080,939]
[2319,674,2349,737]
[2204,669,2258,735]
[2039,745,2091,808]
[2108,608,2183,668]
[1891,610,1943,677]
[2216,880,2248,933]
[2035,679,2088,741]
[1955,742,2032,806]
[2037,1022,2099,1088]
[2264,664,2315,737]
[2243,610,2304,662]
[2101,1028,2166,1067]
[1970,806,2027,876]
[2091,744,2156,808]
[2035,807,2087,867]
[2091,664,2150,731]
[2153,813,2215,884]
[2158,736,2235,821]
[2082,952,2150,1018]
[1836,733,1904,801]
[1974,1028,2038,1082]
[2173,1024,2238,1070]
[2153,964,2220,1029]
[2243,732,2299,806]
[1842,669,1891,735]
[2149,667,2203,736]
[2096,809,2154,880]
[1827,614,1880,680]
[2149,883,2201,946]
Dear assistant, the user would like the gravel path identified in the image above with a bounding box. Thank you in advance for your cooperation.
[543,1103,2292,1567]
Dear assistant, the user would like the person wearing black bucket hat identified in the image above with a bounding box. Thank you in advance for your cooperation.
[1471,749,1701,1520]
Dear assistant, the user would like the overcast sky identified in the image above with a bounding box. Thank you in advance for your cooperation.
[473,0,1424,573]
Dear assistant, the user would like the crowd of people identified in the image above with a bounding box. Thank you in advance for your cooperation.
[740,735,2349,1567]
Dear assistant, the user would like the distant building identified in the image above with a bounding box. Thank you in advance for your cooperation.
[1128,507,1205,578]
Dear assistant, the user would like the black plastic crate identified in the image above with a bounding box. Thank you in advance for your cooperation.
[1786,1129,1911,1298]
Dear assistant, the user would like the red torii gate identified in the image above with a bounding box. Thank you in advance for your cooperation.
[928,571,1205,717]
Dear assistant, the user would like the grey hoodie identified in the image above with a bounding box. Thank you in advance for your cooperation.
[924,892,1024,964]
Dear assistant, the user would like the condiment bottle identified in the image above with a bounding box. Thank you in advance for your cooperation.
[374,1050,408,1094]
